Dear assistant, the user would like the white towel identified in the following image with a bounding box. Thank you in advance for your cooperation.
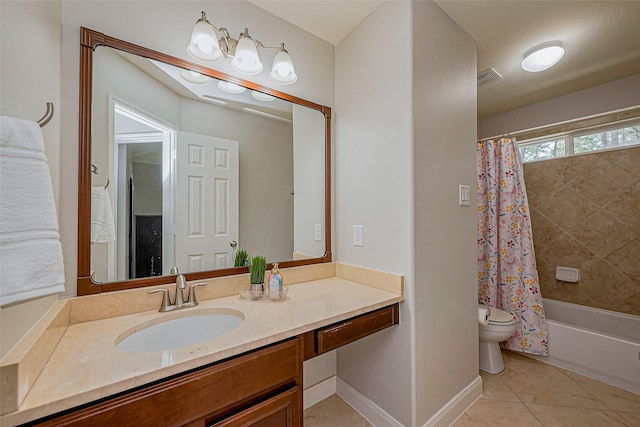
[91,186,115,243]
[0,116,65,305]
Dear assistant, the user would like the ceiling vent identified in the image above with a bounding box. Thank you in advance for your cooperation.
[477,68,503,87]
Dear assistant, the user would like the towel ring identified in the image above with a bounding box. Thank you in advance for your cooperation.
[37,102,54,128]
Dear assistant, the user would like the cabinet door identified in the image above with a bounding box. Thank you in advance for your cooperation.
[209,387,301,427]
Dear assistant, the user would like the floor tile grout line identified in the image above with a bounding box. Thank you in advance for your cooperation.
[521,401,546,426]
[555,365,622,412]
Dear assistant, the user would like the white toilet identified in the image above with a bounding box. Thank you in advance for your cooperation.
[478,305,516,374]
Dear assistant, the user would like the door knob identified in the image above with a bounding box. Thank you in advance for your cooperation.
[230,240,237,248]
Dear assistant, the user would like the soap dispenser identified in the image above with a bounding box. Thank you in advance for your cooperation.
[268,263,284,301]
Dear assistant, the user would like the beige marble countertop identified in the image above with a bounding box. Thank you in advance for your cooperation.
[2,275,403,426]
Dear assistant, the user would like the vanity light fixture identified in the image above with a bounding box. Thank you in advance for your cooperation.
[188,11,298,85]
[217,81,246,94]
[521,41,565,72]
[180,69,211,84]
[251,91,276,102]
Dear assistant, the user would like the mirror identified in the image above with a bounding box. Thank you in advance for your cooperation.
[78,28,331,295]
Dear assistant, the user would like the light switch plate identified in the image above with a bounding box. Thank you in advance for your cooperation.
[314,224,322,242]
[353,225,364,247]
[459,185,471,206]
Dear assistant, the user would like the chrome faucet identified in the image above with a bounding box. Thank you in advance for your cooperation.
[147,274,207,312]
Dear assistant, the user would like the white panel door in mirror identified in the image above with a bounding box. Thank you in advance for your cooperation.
[176,132,239,272]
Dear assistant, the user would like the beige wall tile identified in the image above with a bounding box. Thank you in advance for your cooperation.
[599,146,640,177]
[537,233,598,269]
[523,164,564,209]
[540,153,598,184]
[571,208,640,257]
[537,187,600,230]
[579,260,640,313]
[527,147,640,314]
[605,238,640,283]
[567,156,637,206]
[530,209,564,251]
[604,180,640,232]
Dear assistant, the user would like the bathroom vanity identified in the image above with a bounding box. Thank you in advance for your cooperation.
[1,264,404,427]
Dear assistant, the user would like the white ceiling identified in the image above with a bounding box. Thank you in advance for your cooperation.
[249,0,640,118]
[248,0,383,45]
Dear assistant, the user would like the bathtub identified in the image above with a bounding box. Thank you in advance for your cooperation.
[527,298,640,395]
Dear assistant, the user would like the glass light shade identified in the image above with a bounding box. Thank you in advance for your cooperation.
[217,81,246,94]
[187,19,222,62]
[180,70,210,84]
[251,91,276,102]
[231,35,263,75]
[521,41,564,72]
[269,49,297,84]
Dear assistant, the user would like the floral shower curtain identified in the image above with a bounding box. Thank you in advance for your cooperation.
[477,137,547,355]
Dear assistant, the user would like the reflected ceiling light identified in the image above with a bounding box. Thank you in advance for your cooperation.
[180,70,211,84]
[217,81,246,94]
[251,91,276,102]
[521,41,565,72]
[188,11,297,85]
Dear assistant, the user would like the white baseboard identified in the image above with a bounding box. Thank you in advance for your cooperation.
[422,375,483,427]
[336,377,404,427]
[304,376,337,409]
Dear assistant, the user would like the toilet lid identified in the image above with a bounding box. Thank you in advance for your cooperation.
[488,307,516,324]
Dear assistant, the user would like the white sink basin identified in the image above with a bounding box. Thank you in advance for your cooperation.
[116,309,244,352]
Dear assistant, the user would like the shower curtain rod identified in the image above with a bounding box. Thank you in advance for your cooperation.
[478,105,640,143]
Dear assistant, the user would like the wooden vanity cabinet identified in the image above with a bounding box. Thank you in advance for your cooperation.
[29,337,303,427]
[303,303,400,360]
[27,303,400,427]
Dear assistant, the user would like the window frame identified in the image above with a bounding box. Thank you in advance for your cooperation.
[518,117,640,163]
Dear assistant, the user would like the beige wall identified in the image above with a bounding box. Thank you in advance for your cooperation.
[525,147,640,315]
[0,0,62,358]
[412,1,479,424]
[2,0,336,387]
[335,1,414,425]
[335,1,478,425]
[479,74,640,139]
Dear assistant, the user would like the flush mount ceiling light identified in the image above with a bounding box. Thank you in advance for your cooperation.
[188,11,297,85]
[521,41,565,72]
[180,70,211,84]
[251,91,276,102]
[217,81,246,94]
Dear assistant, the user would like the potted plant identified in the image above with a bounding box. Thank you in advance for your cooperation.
[234,249,249,267]
[249,255,267,295]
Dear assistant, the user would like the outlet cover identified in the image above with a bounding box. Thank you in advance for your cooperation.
[314,224,322,242]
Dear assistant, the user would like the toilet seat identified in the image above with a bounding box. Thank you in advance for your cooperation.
[487,307,516,326]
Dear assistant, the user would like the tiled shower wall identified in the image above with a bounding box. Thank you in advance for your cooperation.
[523,146,640,316]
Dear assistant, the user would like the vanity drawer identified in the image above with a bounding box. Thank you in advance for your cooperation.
[30,337,302,427]
[316,303,399,354]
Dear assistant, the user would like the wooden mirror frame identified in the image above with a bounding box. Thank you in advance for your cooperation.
[77,27,332,295]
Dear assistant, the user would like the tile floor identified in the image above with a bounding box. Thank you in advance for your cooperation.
[303,350,640,426]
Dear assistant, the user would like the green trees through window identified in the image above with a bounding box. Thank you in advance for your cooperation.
[519,121,640,163]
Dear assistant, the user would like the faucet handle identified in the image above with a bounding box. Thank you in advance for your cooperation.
[187,282,208,305]
[147,288,172,312]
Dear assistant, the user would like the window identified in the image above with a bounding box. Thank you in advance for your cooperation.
[519,119,640,163]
